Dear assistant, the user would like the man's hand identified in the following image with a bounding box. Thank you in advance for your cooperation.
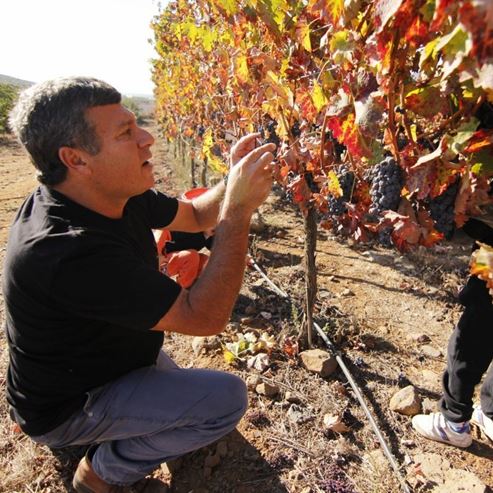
[230,133,261,167]
[224,142,276,216]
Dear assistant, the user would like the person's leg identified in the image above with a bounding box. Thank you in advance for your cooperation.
[440,276,493,422]
[413,276,493,447]
[32,351,248,486]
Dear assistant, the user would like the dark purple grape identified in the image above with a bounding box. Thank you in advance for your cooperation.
[327,166,355,217]
[429,179,459,240]
[369,157,403,216]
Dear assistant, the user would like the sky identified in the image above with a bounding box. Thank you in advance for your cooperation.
[0,0,163,96]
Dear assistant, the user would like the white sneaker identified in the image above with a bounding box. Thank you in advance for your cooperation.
[471,405,493,441]
[412,412,472,448]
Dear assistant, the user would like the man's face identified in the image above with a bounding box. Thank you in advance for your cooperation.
[83,104,155,200]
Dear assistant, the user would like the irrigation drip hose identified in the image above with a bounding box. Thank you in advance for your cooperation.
[248,259,412,493]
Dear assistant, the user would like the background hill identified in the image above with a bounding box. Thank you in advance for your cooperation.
[0,74,33,89]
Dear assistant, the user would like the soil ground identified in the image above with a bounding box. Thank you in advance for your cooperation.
[0,125,492,493]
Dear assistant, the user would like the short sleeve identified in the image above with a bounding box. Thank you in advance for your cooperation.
[51,240,181,330]
[137,190,179,229]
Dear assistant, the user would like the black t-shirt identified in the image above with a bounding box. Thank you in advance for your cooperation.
[3,186,181,436]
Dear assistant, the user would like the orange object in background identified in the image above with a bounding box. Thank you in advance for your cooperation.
[181,187,209,200]
[156,187,212,288]
[165,250,209,288]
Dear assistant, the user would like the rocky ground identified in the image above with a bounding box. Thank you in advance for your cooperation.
[0,126,492,493]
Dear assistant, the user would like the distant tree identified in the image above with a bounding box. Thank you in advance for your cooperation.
[0,84,18,133]
[122,96,145,124]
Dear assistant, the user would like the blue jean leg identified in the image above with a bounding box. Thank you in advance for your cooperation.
[32,351,248,486]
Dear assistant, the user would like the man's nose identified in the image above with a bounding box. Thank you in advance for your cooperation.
[138,127,155,147]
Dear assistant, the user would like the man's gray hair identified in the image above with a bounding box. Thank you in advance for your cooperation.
[9,76,121,186]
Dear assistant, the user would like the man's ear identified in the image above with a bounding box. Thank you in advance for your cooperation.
[58,147,92,176]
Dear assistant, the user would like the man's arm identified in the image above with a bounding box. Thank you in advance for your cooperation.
[153,141,275,336]
[164,133,261,233]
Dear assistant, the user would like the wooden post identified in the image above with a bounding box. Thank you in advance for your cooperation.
[302,205,317,348]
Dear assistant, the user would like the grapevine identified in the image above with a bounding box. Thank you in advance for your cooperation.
[150,2,493,308]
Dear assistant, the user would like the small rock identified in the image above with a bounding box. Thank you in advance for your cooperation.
[422,398,437,415]
[285,391,302,404]
[401,439,415,447]
[250,211,266,233]
[341,288,354,296]
[287,404,313,424]
[260,311,272,319]
[256,382,279,397]
[240,316,255,324]
[410,333,431,344]
[191,336,219,356]
[421,345,442,358]
[299,349,338,378]
[246,374,261,390]
[319,290,331,299]
[323,413,350,433]
[421,370,440,389]
[390,385,421,416]
[247,353,270,372]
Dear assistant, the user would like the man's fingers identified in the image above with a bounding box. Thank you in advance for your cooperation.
[243,143,276,164]
[232,133,261,154]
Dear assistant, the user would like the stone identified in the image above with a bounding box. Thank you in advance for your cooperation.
[422,398,437,415]
[421,370,440,389]
[389,385,421,416]
[323,413,350,433]
[421,345,442,358]
[191,336,219,356]
[256,382,279,397]
[250,211,266,233]
[285,391,302,404]
[246,374,262,390]
[409,453,487,493]
[247,353,270,372]
[341,288,354,296]
[286,404,313,424]
[410,332,431,344]
[299,349,338,378]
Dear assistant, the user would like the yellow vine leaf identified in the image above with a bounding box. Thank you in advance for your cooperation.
[312,81,328,111]
[214,0,238,15]
[297,21,312,52]
[235,54,250,84]
[329,0,345,23]
[202,129,228,174]
[327,171,343,198]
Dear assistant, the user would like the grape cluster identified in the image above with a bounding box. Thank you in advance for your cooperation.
[476,101,493,130]
[291,121,301,138]
[368,157,403,216]
[327,166,355,217]
[429,179,459,240]
[305,172,320,193]
[259,120,280,153]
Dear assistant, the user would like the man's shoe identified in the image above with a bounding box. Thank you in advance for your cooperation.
[412,412,472,448]
[73,452,168,493]
[471,405,493,441]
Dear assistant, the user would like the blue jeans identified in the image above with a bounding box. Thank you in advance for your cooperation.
[31,351,248,486]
